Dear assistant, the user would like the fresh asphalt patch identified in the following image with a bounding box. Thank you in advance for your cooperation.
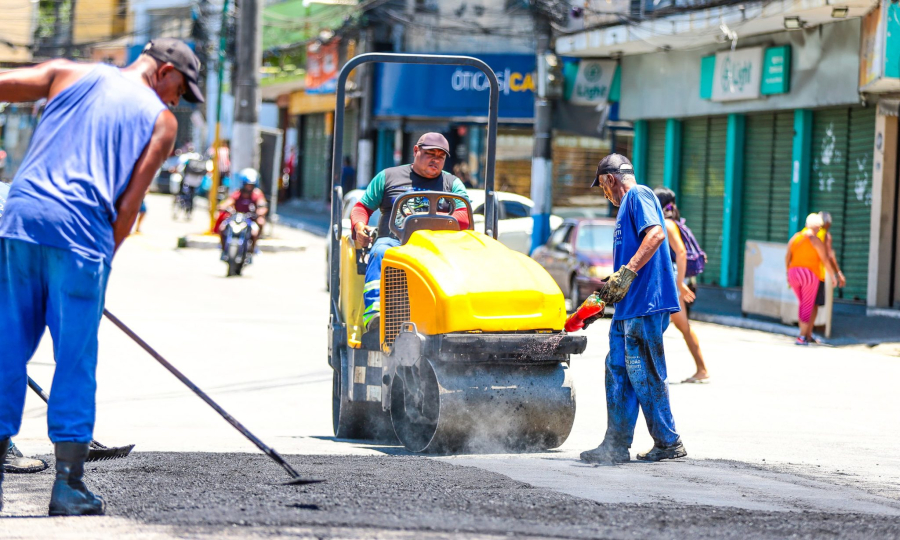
[4,452,900,539]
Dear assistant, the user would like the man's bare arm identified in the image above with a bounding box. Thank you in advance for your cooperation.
[0,59,87,103]
[112,110,178,251]
[626,225,666,273]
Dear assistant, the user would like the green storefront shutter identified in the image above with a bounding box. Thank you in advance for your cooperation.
[809,109,850,296]
[679,118,709,276]
[738,112,794,283]
[644,120,667,189]
[302,114,328,200]
[841,107,876,301]
[739,113,775,280]
[769,112,794,242]
[703,117,727,286]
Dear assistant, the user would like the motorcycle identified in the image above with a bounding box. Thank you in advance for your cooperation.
[221,210,257,277]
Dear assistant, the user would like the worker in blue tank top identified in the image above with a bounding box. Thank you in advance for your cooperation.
[0,38,201,517]
[579,154,687,465]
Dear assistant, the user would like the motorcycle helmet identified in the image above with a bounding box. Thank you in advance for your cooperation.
[236,168,260,187]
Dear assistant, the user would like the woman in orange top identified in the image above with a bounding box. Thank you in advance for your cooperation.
[785,213,838,345]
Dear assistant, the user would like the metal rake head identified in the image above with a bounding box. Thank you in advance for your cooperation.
[86,441,135,462]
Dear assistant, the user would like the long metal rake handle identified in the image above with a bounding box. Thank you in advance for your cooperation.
[102,309,321,485]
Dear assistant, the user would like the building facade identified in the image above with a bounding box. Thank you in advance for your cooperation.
[558,0,900,311]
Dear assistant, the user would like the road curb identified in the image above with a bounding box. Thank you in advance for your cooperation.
[177,234,307,252]
[690,312,799,338]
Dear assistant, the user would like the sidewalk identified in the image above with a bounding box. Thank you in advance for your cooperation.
[690,286,900,347]
[273,198,331,237]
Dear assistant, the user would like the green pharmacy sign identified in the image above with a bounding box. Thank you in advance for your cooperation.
[761,45,791,95]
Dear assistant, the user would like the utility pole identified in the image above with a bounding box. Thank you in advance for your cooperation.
[231,0,261,172]
[209,0,231,232]
[529,15,553,254]
[356,28,374,188]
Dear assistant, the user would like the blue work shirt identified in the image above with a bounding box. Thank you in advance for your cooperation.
[0,64,165,262]
[612,184,680,321]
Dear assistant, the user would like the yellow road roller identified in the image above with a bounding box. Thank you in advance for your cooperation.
[327,53,586,453]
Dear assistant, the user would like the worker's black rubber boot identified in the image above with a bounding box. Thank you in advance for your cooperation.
[580,440,630,464]
[636,440,687,462]
[48,442,105,516]
[0,438,8,511]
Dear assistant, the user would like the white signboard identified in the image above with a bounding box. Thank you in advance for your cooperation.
[569,60,617,106]
[742,240,832,335]
[712,47,764,102]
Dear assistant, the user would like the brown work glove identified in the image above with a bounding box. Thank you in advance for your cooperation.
[598,265,638,304]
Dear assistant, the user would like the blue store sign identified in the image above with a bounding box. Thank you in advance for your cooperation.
[373,54,535,120]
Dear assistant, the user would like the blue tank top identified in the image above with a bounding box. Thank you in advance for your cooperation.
[0,64,165,262]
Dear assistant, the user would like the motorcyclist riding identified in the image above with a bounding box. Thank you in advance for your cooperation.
[217,168,268,253]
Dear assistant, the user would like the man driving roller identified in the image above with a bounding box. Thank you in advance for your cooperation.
[350,133,470,333]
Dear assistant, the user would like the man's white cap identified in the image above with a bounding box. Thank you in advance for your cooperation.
[806,213,824,228]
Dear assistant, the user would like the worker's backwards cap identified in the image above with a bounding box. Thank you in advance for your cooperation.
[591,153,634,187]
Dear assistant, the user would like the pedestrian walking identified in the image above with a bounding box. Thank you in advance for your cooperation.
[134,195,148,234]
[654,188,709,384]
[580,154,686,464]
[785,213,839,345]
[0,38,200,515]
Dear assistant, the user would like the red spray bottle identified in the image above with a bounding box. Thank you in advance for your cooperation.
[564,293,605,333]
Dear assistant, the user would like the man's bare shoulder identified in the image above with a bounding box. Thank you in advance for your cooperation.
[46,60,103,99]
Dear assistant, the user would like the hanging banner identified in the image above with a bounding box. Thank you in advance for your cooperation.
[567,60,617,107]
[306,39,340,94]
[711,47,764,102]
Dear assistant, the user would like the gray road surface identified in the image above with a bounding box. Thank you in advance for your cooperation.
[3,194,900,539]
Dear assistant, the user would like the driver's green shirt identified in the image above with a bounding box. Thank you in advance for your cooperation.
[359,164,469,238]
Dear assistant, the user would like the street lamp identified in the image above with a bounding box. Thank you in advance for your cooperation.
[783,16,803,30]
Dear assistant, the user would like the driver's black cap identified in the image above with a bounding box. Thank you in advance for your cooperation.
[591,153,634,187]
[143,38,204,103]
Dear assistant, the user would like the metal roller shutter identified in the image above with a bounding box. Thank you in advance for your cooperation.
[553,136,612,206]
[739,114,775,279]
[841,107,876,301]
[679,118,709,277]
[739,112,794,281]
[809,107,874,302]
[301,113,328,200]
[644,120,666,189]
[810,109,849,249]
[770,112,795,241]
[809,109,850,298]
[678,117,726,285]
[703,117,727,286]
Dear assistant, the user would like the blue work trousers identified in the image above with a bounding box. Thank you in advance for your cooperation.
[363,237,400,326]
[604,312,680,448]
[0,239,110,443]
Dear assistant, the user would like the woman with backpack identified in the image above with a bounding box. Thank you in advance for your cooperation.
[654,188,709,383]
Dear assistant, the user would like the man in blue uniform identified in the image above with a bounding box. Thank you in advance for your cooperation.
[0,181,50,476]
[581,154,687,464]
[0,38,198,515]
